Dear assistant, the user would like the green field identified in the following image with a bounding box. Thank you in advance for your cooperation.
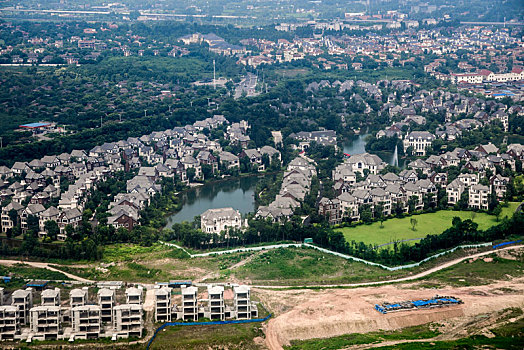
[233,246,408,285]
[286,313,524,350]
[149,323,265,350]
[418,251,524,287]
[285,324,439,350]
[337,203,520,246]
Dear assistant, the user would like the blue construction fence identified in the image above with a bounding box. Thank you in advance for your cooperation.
[493,240,522,249]
[146,314,272,349]
[374,296,462,315]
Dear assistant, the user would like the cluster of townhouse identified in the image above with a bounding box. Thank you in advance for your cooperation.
[154,284,257,322]
[256,157,317,223]
[373,89,513,151]
[0,284,143,341]
[1,150,118,240]
[0,113,288,239]
[435,67,524,85]
[289,130,338,151]
[318,142,522,225]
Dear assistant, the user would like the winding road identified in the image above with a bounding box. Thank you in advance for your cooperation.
[253,244,523,290]
[1,245,521,289]
[0,259,93,283]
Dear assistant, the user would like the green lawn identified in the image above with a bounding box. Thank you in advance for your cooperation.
[337,203,520,246]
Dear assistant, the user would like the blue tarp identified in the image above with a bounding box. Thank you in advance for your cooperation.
[19,122,51,128]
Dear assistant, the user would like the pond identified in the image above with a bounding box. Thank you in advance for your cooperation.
[165,175,270,226]
[343,133,405,168]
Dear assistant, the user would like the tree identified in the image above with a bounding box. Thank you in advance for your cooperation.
[27,215,39,234]
[359,205,373,223]
[408,195,419,213]
[8,209,18,227]
[493,205,502,222]
[44,220,60,241]
[201,164,213,180]
[410,218,418,231]
[186,167,196,182]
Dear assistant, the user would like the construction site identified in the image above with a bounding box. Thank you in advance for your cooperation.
[0,280,259,344]
[0,244,521,349]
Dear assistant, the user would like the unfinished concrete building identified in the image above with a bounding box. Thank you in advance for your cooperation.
[11,289,33,325]
[0,306,19,340]
[113,304,143,338]
[97,288,115,324]
[71,305,102,340]
[70,288,88,308]
[41,288,60,306]
[154,287,172,322]
[0,287,4,305]
[206,286,225,321]
[125,287,142,305]
[233,285,251,320]
[181,286,198,321]
[29,306,61,340]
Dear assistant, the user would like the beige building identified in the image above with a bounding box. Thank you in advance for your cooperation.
[125,287,142,305]
[206,286,225,321]
[181,286,198,321]
[97,288,115,323]
[200,207,246,234]
[154,287,172,322]
[0,306,19,340]
[71,305,102,339]
[11,289,33,325]
[41,288,60,306]
[70,288,88,309]
[403,131,435,156]
[113,304,143,338]
[446,179,465,206]
[29,306,61,340]
[233,285,251,320]
[468,184,490,210]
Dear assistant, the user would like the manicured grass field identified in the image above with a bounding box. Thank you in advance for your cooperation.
[336,203,520,246]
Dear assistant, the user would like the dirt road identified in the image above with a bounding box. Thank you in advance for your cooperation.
[0,259,93,283]
[254,244,524,289]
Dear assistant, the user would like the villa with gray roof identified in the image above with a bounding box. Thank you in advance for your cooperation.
[201,208,246,234]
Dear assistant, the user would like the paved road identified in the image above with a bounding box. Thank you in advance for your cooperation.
[234,73,258,98]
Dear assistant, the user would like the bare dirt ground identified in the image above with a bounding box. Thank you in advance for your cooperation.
[260,276,524,350]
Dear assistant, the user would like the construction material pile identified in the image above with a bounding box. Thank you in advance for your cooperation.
[374,295,463,314]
